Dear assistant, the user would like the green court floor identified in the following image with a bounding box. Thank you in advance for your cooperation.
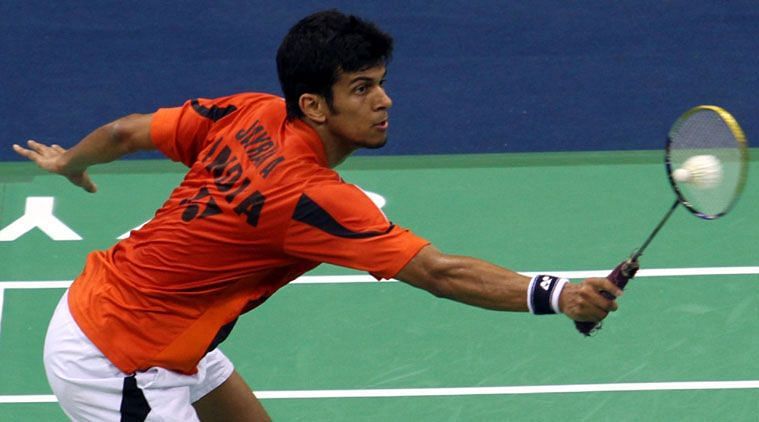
[1,151,757,420]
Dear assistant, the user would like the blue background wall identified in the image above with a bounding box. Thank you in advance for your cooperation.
[1,1,757,160]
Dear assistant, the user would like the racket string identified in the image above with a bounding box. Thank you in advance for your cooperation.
[668,107,746,218]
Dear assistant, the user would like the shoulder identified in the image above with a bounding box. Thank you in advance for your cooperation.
[303,182,378,210]
[229,92,284,106]
[205,92,283,104]
[296,181,390,231]
[189,93,284,118]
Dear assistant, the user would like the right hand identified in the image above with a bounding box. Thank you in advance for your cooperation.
[13,140,97,193]
[558,278,622,322]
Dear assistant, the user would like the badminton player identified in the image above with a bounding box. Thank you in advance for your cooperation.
[13,10,621,421]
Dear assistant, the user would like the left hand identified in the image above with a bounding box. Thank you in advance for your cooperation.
[13,140,97,193]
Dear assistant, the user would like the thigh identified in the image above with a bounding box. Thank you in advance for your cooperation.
[44,291,200,421]
[192,370,271,422]
[44,291,125,420]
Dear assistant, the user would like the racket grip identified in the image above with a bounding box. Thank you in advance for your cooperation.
[574,258,640,336]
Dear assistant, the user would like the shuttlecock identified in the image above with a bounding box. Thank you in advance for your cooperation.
[672,154,723,188]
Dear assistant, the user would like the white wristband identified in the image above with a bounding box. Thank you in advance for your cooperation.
[550,278,569,314]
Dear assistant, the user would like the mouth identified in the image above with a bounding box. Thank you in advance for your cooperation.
[374,119,389,130]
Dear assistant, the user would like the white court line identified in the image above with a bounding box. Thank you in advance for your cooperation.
[0,281,72,289]
[527,266,759,280]
[291,267,759,284]
[258,380,759,399]
[0,271,756,405]
[1,380,757,403]
[0,288,4,338]
[1,266,758,289]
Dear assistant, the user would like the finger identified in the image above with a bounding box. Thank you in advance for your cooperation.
[600,279,624,298]
[586,308,609,322]
[51,144,67,153]
[69,173,98,193]
[12,144,38,160]
[592,308,610,322]
[29,140,60,158]
[82,181,98,193]
[26,139,49,153]
[573,301,609,322]
[586,288,618,312]
[82,177,98,193]
[578,281,618,313]
[587,277,624,298]
[562,283,615,322]
[606,299,619,312]
[583,291,615,318]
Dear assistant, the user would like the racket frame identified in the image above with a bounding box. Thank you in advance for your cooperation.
[664,105,749,220]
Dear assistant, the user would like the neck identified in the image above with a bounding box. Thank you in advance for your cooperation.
[305,120,356,168]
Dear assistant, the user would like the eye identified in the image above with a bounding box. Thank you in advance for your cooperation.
[353,84,368,95]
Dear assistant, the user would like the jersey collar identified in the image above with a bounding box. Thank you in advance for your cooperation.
[288,118,329,168]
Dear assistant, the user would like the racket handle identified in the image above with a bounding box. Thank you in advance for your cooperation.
[574,258,640,336]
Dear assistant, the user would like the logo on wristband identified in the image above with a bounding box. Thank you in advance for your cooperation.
[528,275,569,315]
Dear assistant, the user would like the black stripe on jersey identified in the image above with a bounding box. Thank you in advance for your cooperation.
[204,296,270,354]
[206,318,238,354]
[120,375,150,421]
[191,99,238,122]
[293,194,394,239]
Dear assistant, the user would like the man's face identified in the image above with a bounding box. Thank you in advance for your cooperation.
[323,65,392,150]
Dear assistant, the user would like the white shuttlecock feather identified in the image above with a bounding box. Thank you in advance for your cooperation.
[672,154,723,188]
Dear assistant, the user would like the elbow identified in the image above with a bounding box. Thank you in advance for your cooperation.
[397,246,459,300]
[422,257,458,300]
[109,114,150,154]
[427,284,452,300]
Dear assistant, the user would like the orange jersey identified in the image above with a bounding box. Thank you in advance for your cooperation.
[68,93,429,375]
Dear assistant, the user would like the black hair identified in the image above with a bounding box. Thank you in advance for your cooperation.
[276,10,394,120]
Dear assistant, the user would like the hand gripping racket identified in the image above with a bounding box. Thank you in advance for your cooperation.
[575,105,749,336]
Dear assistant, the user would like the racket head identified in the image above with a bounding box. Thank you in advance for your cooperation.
[665,105,749,220]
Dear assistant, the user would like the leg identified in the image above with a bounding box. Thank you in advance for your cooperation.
[193,370,271,422]
[45,292,199,421]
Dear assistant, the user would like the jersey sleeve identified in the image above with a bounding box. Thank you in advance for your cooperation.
[283,183,430,280]
[150,96,241,166]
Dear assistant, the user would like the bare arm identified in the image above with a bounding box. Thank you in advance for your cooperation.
[395,245,623,322]
[13,113,155,192]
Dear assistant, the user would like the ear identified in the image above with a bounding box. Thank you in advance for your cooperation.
[299,94,327,124]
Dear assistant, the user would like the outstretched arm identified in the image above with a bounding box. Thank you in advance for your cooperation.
[395,245,622,322]
[13,113,155,193]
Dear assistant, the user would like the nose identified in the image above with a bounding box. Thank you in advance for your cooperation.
[375,87,392,110]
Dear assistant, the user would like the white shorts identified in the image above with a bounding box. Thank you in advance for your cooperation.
[43,291,235,421]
